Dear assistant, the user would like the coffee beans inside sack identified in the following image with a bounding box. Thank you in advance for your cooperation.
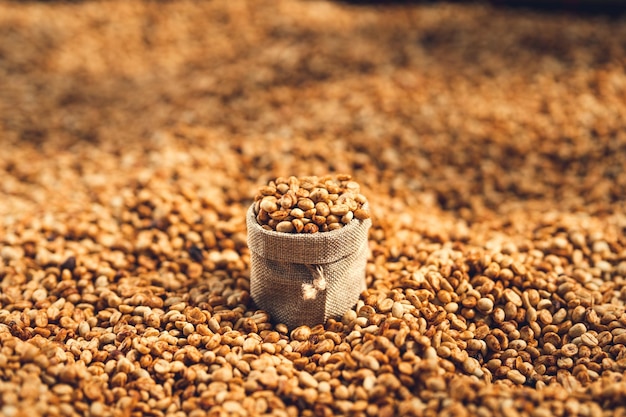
[246,175,371,328]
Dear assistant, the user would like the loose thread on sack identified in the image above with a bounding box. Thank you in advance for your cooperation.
[302,264,327,300]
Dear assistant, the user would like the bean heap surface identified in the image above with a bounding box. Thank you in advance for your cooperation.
[2,2,626,417]
[253,175,370,234]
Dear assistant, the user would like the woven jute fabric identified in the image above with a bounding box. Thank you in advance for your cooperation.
[246,203,371,329]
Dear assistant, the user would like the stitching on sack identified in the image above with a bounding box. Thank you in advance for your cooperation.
[302,264,326,300]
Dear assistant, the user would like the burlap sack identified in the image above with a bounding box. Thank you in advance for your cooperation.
[246,203,371,329]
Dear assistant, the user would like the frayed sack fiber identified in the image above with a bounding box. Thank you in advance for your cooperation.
[246,204,371,329]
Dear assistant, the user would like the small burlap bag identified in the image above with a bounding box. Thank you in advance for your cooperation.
[246,203,371,329]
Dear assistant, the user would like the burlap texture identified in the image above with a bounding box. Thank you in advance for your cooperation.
[246,203,371,329]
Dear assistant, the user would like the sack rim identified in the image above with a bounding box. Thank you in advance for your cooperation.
[246,202,371,264]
